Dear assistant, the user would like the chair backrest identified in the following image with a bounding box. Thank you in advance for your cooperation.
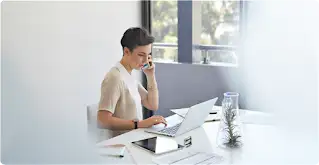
[86,104,112,143]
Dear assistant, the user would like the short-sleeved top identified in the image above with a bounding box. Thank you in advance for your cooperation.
[98,62,148,137]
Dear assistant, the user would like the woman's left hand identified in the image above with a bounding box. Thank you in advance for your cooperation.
[142,55,155,77]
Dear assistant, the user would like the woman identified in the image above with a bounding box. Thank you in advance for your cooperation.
[97,27,167,137]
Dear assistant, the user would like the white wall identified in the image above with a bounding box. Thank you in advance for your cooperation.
[237,1,319,163]
[1,1,141,164]
[0,3,2,162]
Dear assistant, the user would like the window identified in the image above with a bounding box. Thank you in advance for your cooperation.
[151,1,178,63]
[201,1,240,46]
[150,0,244,66]
[198,1,240,65]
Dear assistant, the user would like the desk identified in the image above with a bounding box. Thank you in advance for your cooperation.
[95,110,317,164]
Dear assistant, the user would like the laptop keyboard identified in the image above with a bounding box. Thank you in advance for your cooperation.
[159,123,181,134]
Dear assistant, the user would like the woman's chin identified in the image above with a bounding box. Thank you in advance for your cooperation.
[135,66,142,70]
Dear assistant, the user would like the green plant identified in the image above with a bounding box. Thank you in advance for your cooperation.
[222,103,242,148]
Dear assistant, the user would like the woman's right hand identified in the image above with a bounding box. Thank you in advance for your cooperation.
[139,115,167,128]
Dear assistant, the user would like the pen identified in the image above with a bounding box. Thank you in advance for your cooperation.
[98,144,126,158]
[209,112,217,114]
[100,154,124,158]
[205,119,220,123]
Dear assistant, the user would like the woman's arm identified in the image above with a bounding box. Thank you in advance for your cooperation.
[97,110,135,130]
[98,74,137,130]
[140,75,159,110]
[97,110,166,130]
[140,56,159,111]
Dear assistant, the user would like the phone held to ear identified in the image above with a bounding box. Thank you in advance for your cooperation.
[142,62,152,70]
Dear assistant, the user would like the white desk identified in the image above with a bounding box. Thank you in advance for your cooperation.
[94,109,317,164]
[94,107,319,165]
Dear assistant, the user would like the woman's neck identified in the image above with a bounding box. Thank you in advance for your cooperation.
[120,58,133,74]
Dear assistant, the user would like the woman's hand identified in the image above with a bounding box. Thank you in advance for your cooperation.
[142,55,155,77]
[139,115,167,128]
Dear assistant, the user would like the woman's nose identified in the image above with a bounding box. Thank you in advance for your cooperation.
[143,56,148,63]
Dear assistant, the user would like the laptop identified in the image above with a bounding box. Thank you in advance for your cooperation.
[145,97,218,137]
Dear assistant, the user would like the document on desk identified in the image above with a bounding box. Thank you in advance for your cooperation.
[171,107,220,122]
[170,108,189,118]
[97,144,138,164]
[97,144,126,158]
[171,106,221,118]
[152,150,224,165]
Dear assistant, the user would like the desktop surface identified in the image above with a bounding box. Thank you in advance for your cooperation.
[95,110,318,165]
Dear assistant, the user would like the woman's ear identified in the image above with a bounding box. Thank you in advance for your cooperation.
[123,47,130,56]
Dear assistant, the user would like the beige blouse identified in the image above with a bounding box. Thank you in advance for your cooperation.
[98,62,148,137]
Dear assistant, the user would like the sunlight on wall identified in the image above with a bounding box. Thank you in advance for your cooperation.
[238,0,319,163]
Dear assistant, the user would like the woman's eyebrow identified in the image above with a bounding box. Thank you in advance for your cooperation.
[138,52,152,55]
[138,52,146,55]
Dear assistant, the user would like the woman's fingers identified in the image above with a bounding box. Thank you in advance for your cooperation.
[159,116,167,126]
[161,116,167,123]
[153,116,167,126]
[162,120,167,126]
[148,55,154,68]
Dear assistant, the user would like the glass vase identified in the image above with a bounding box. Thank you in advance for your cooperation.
[216,92,244,148]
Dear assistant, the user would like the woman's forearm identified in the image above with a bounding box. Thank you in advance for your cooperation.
[146,75,159,110]
[97,112,134,130]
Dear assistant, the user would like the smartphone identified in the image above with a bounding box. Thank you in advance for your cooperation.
[142,61,152,70]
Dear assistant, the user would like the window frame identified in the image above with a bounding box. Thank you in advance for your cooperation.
[141,0,153,118]
[146,0,247,65]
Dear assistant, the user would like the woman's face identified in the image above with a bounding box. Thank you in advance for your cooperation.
[124,44,152,70]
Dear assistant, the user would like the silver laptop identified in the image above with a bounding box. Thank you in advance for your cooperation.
[145,97,218,137]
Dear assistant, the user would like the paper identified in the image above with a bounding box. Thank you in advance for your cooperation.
[171,107,220,122]
[171,107,273,124]
[171,106,220,117]
[152,150,224,165]
[205,114,220,122]
[97,144,126,157]
[170,108,189,118]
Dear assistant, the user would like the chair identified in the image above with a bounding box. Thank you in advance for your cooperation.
[86,104,112,143]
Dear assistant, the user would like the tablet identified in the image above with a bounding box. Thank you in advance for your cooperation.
[131,137,184,155]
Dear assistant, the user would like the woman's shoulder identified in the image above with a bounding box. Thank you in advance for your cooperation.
[106,67,121,77]
[102,67,123,84]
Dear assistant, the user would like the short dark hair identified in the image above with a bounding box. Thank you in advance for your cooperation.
[120,27,155,53]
